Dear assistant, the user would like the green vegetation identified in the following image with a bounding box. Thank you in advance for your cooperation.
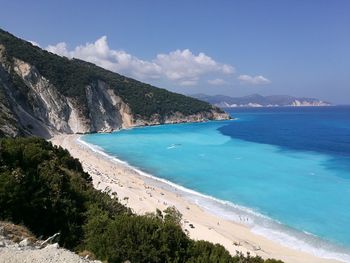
[0,28,221,120]
[0,137,283,263]
[0,137,128,248]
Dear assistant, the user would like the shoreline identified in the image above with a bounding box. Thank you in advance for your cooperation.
[50,134,342,263]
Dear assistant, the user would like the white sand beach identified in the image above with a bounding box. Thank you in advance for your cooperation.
[50,134,341,263]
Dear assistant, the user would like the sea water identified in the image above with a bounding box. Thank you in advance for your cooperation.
[83,106,350,262]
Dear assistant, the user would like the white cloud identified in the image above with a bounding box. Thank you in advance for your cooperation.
[155,49,234,82]
[44,36,234,86]
[208,78,227,85]
[179,80,198,86]
[222,64,234,74]
[46,42,70,57]
[28,40,40,47]
[238,74,271,85]
[46,37,162,80]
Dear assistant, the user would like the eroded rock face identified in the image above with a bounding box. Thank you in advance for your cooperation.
[0,55,134,137]
[132,110,229,127]
[13,58,74,134]
[0,45,230,137]
[84,80,134,133]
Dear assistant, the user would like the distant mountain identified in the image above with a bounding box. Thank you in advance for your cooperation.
[191,94,331,108]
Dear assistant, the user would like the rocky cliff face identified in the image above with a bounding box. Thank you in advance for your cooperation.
[1,50,126,137]
[132,110,229,126]
[0,42,229,138]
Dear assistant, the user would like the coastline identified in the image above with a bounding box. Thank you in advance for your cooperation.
[50,134,342,263]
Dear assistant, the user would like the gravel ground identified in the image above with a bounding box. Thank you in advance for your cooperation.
[0,233,101,263]
[0,245,101,263]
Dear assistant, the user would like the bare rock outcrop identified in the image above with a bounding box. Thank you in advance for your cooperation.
[0,53,136,137]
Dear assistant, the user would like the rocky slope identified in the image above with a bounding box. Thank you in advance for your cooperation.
[192,93,331,108]
[0,240,101,263]
[0,29,229,138]
[0,222,101,263]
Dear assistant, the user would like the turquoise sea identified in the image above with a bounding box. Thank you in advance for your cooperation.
[82,106,350,262]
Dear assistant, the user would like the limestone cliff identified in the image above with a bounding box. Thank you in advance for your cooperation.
[0,52,130,137]
[0,29,230,138]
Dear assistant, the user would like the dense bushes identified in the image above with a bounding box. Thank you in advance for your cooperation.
[0,137,128,248]
[0,28,219,119]
[186,241,233,263]
[0,137,282,263]
[83,210,189,263]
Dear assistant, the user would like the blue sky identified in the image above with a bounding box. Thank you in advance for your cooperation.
[1,0,349,103]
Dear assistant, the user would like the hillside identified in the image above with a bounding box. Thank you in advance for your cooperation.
[0,29,229,138]
[192,93,331,108]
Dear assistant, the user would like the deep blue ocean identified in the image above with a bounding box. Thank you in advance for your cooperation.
[83,106,350,262]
